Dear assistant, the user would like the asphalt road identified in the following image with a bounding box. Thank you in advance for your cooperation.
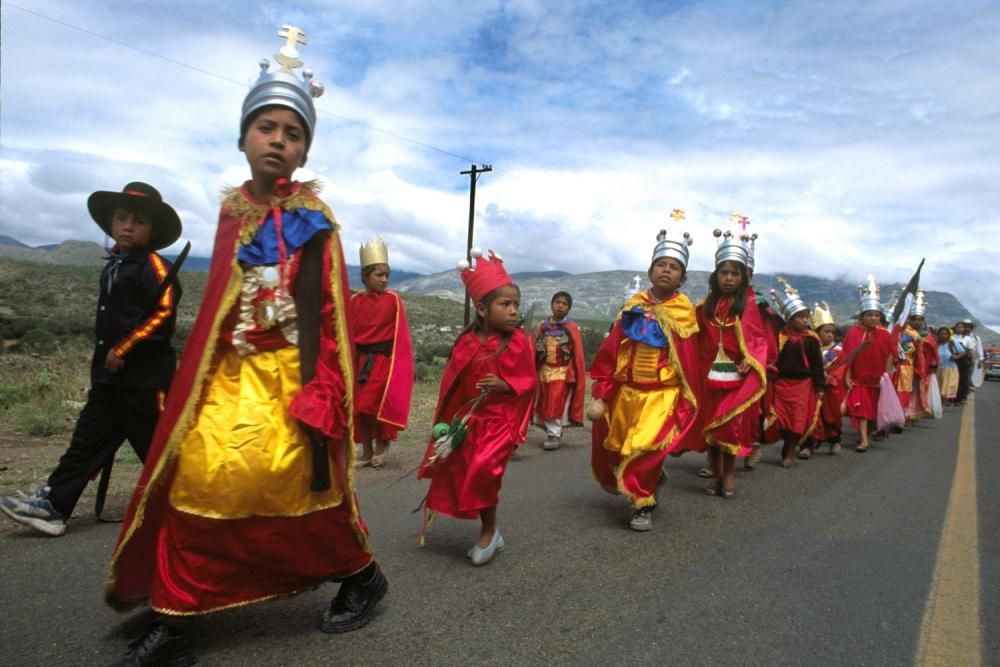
[2,383,997,666]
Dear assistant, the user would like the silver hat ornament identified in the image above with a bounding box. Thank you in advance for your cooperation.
[858,274,882,314]
[769,276,810,321]
[911,290,927,318]
[651,208,693,269]
[241,25,325,150]
[713,212,754,269]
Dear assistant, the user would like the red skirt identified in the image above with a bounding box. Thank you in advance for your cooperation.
[813,390,844,441]
[537,378,571,420]
[845,379,880,423]
[773,378,819,437]
[353,353,399,441]
[150,500,372,614]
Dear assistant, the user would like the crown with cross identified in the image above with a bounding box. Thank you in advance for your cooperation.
[241,25,326,150]
[712,212,756,269]
[650,208,694,269]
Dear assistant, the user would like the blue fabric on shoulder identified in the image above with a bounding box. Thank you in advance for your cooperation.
[238,208,332,266]
[621,305,668,348]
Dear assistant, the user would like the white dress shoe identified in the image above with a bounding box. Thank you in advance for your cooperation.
[469,531,505,565]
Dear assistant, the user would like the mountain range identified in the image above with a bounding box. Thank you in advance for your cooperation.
[1,237,995,341]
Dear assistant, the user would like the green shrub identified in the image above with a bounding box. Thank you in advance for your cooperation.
[415,361,439,383]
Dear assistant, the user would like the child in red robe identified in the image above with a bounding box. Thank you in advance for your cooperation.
[768,280,825,466]
[898,292,937,421]
[533,291,586,450]
[589,225,701,531]
[811,303,846,454]
[104,29,385,665]
[695,229,768,498]
[417,248,535,565]
[351,235,414,468]
[843,275,896,452]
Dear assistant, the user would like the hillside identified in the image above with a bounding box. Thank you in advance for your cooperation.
[0,239,420,289]
[393,268,993,338]
[0,236,995,343]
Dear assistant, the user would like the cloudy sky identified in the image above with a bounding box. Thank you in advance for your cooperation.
[2,1,999,326]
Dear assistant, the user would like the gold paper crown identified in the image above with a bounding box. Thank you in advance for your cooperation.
[359,235,389,268]
[811,301,835,329]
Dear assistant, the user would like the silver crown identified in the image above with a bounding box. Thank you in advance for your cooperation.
[713,228,751,268]
[858,274,882,314]
[769,277,809,321]
[241,25,325,149]
[652,228,693,268]
[649,209,693,269]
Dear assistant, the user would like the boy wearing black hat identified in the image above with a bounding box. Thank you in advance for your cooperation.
[0,182,183,536]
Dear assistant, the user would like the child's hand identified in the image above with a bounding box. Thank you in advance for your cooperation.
[476,374,511,393]
[736,360,750,375]
[105,349,125,373]
[586,398,607,422]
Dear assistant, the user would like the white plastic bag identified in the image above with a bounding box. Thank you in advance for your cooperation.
[877,373,906,432]
[928,374,943,419]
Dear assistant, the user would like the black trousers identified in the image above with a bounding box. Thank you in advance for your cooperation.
[955,359,973,404]
[45,384,163,517]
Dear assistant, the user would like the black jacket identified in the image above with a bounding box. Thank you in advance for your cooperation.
[90,250,180,388]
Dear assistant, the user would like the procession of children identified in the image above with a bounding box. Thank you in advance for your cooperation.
[0,25,979,667]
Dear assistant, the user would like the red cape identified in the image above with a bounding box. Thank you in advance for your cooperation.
[105,181,364,610]
[372,291,414,429]
[590,291,702,456]
[695,292,769,454]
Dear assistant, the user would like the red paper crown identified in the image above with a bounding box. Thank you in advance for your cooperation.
[457,248,513,304]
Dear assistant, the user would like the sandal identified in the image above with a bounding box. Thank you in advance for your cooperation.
[721,487,736,500]
[705,482,721,497]
[698,467,714,478]
[855,443,869,453]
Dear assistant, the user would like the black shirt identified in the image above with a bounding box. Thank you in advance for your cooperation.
[776,332,826,391]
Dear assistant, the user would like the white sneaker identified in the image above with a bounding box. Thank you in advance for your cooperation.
[543,436,561,451]
[629,509,653,532]
[0,487,66,536]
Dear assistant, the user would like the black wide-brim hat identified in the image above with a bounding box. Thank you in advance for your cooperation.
[87,182,182,251]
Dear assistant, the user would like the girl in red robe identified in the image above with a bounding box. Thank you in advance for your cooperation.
[418,249,535,566]
[351,236,414,468]
[843,276,896,452]
[768,280,825,466]
[533,291,586,450]
[695,230,767,499]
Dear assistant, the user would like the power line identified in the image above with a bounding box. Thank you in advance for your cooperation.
[6,2,621,227]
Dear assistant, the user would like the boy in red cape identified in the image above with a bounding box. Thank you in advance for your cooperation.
[811,303,847,454]
[589,225,701,532]
[104,28,385,665]
[351,235,414,468]
[533,290,586,450]
[417,248,536,565]
[843,275,896,452]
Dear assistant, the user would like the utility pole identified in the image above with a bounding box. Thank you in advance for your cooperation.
[460,163,492,325]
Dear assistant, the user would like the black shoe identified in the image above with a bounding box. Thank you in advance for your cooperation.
[109,623,195,666]
[320,562,388,634]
